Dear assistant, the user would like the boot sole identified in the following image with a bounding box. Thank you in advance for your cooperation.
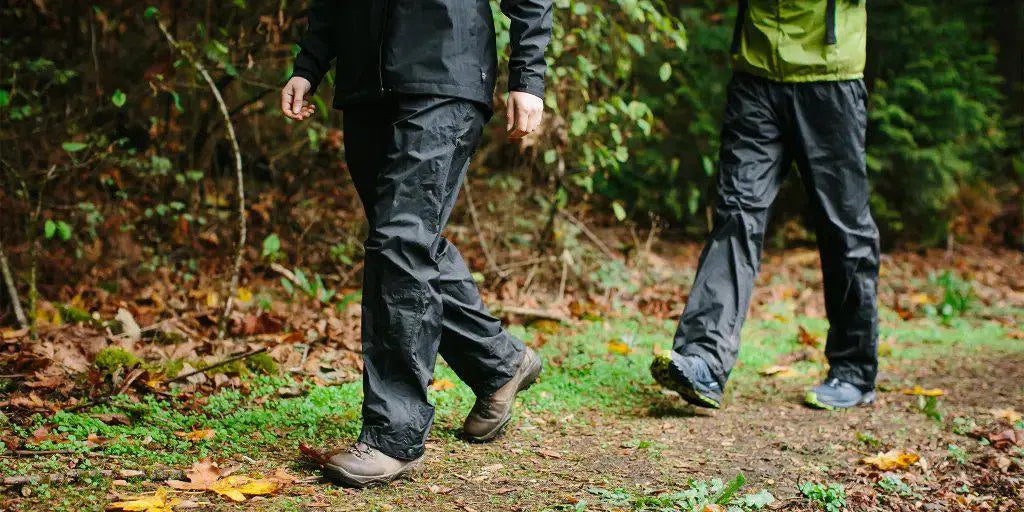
[650,355,721,409]
[464,352,543,443]
[323,458,423,488]
[804,390,877,411]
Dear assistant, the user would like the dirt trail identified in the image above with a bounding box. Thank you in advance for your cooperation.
[249,353,1024,512]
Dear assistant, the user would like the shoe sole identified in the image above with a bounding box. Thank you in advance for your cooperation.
[464,352,543,443]
[650,355,721,409]
[323,458,423,488]
[804,390,877,411]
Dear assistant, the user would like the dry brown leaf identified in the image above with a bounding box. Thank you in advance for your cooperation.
[901,386,945,397]
[536,449,562,459]
[167,459,284,502]
[430,378,456,391]
[861,450,920,470]
[174,429,216,442]
[990,408,1022,425]
[796,326,819,347]
[108,487,179,512]
[702,505,726,512]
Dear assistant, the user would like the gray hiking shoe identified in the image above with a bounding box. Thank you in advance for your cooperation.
[323,442,423,488]
[463,347,543,442]
[804,377,876,410]
[650,352,723,409]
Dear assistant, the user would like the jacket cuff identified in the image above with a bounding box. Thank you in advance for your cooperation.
[508,74,545,100]
[291,51,324,94]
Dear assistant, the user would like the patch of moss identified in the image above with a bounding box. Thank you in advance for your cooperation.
[93,347,141,374]
[161,359,185,378]
[246,352,278,375]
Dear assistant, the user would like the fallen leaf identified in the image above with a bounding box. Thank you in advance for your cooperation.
[987,429,1023,451]
[536,449,562,459]
[115,308,142,343]
[430,378,456,391]
[236,287,253,303]
[759,365,798,378]
[902,386,945,397]
[702,505,726,512]
[796,326,819,347]
[910,293,933,305]
[108,487,180,512]
[861,450,920,470]
[209,475,280,502]
[174,429,216,442]
[990,408,1022,425]
[606,339,631,355]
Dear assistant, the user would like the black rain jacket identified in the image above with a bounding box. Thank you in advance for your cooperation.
[291,0,553,109]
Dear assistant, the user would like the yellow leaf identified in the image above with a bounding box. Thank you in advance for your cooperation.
[861,450,920,470]
[109,487,180,512]
[205,292,220,308]
[607,339,631,355]
[759,365,798,378]
[209,475,279,502]
[910,293,933,305]
[430,378,456,391]
[236,287,253,303]
[991,408,1022,425]
[902,386,945,397]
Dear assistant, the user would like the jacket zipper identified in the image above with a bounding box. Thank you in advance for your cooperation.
[378,0,392,94]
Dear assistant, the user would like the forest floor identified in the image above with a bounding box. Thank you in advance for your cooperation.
[1,244,1023,511]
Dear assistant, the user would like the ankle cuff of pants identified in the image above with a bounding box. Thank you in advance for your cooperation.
[677,345,730,388]
[472,339,526,397]
[359,428,425,462]
[827,365,876,392]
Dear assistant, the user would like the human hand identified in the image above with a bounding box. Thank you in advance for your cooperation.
[505,91,543,139]
[281,76,316,121]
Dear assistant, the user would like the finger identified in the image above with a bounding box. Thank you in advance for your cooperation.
[515,106,531,134]
[506,97,516,132]
[291,89,304,116]
[281,87,294,118]
[527,108,542,134]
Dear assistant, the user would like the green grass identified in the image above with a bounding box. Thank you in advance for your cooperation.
[9,307,1023,469]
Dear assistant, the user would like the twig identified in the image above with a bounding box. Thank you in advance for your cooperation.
[2,468,184,487]
[155,18,246,341]
[493,305,571,324]
[463,181,506,278]
[0,239,27,329]
[63,367,147,413]
[558,210,619,261]
[168,347,267,384]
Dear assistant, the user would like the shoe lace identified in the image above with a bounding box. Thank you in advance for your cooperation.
[348,443,374,460]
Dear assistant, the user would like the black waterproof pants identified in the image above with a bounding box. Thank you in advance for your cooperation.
[673,73,880,392]
[343,96,526,461]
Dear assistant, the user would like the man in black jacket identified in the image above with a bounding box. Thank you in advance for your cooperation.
[281,0,553,487]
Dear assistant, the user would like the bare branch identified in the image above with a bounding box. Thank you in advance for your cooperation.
[154,18,247,341]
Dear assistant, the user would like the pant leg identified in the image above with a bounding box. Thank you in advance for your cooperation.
[342,96,523,461]
[790,80,880,391]
[672,74,791,387]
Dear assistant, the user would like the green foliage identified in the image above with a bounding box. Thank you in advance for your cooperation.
[877,475,915,497]
[798,482,846,512]
[925,271,974,323]
[866,1,1007,244]
[584,473,774,511]
[918,395,943,423]
[93,347,141,375]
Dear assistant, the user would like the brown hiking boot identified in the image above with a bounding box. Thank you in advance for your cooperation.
[462,347,543,442]
[323,442,423,488]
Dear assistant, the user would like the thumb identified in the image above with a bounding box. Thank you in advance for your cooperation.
[506,95,515,132]
[291,85,304,115]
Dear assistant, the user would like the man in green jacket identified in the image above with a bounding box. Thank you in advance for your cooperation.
[652,0,879,410]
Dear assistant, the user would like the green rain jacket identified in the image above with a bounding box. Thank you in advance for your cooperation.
[730,0,867,82]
